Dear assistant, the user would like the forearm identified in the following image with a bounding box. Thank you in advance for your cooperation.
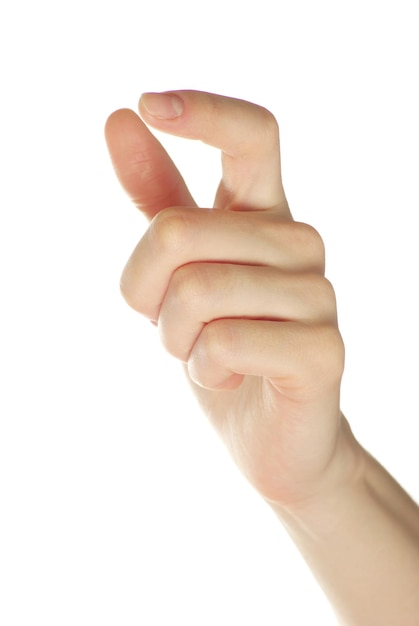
[270,420,419,626]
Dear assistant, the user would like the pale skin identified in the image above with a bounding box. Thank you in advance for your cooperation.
[105,90,419,625]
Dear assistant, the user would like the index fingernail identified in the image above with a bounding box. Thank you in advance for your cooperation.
[140,92,184,119]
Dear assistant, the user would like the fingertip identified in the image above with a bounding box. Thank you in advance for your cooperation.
[187,362,244,391]
[105,106,138,128]
[104,109,139,153]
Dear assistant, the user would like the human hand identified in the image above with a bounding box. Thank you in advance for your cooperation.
[105,91,354,511]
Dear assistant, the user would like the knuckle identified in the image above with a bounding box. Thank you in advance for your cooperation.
[251,107,280,153]
[199,319,237,364]
[169,264,211,310]
[259,106,280,137]
[119,262,140,312]
[294,222,326,271]
[311,275,339,321]
[322,278,338,314]
[187,319,238,390]
[149,207,191,255]
[315,324,345,383]
[230,104,279,156]
[293,323,344,393]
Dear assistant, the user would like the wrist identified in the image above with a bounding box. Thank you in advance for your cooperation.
[267,415,367,537]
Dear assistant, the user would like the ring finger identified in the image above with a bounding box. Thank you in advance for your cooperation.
[158,262,338,362]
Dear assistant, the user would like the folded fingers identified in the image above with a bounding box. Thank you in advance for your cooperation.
[158,263,338,363]
[120,207,325,321]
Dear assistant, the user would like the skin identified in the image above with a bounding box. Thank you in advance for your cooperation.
[105,90,419,625]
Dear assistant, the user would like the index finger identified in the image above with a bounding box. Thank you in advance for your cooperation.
[105,108,197,220]
[139,91,291,216]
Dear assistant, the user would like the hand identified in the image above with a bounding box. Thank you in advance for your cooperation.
[105,91,353,510]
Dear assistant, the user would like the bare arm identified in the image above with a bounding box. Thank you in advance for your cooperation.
[105,90,419,625]
[275,421,419,625]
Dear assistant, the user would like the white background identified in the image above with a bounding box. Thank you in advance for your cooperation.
[1,1,418,624]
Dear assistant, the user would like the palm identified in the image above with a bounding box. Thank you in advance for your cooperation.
[189,369,341,504]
